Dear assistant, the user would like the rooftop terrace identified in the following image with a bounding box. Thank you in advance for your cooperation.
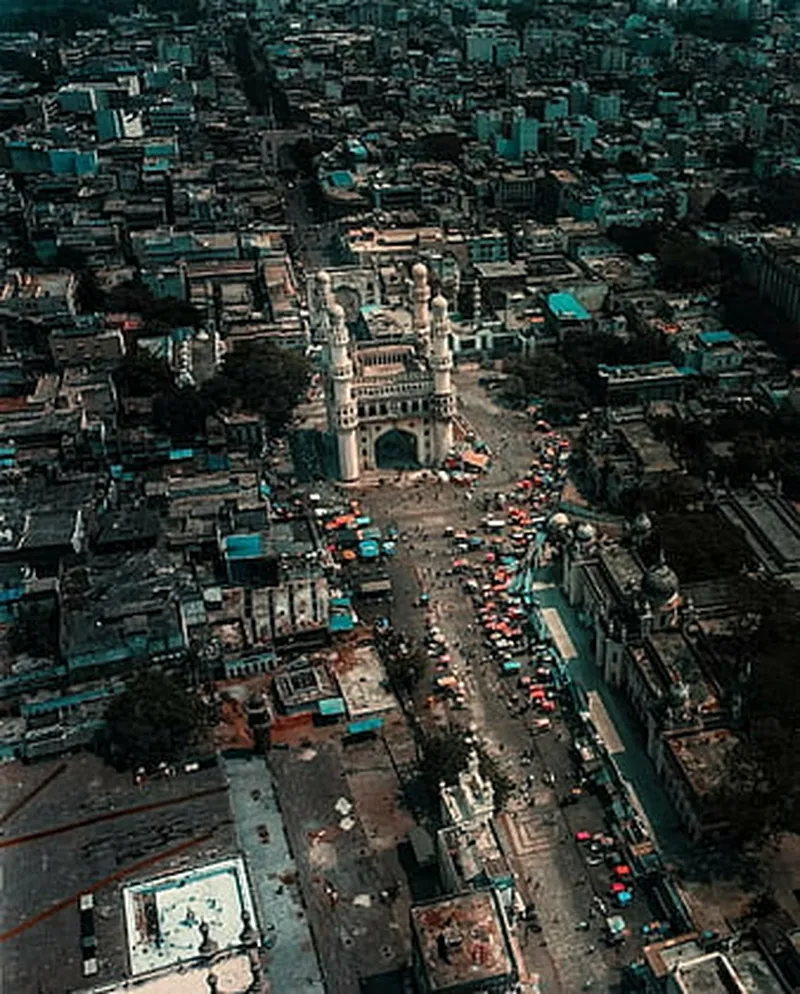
[123,857,257,975]
[410,891,516,993]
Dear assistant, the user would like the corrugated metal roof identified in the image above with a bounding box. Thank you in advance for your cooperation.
[347,717,384,735]
[319,697,346,716]
[547,292,590,321]
[225,533,263,559]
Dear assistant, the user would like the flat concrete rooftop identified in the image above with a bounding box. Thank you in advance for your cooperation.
[0,754,237,994]
[122,857,256,975]
[270,741,409,994]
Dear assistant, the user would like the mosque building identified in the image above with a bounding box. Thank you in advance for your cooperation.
[312,263,456,483]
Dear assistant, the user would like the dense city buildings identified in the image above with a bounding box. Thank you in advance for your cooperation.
[1,0,800,992]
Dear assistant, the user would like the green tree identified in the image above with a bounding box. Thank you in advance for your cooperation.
[643,511,752,580]
[419,727,473,797]
[418,728,514,814]
[504,352,590,421]
[704,190,731,224]
[202,340,311,437]
[656,230,721,288]
[153,386,208,441]
[617,150,642,174]
[104,671,202,772]
[508,0,540,35]
[761,170,800,223]
[74,268,106,313]
[714,577,800,842]
[9,607,59,658]
[635,474,706,515]
[114,351,174,398]
[383,644,427,697]
[105,280,201,329]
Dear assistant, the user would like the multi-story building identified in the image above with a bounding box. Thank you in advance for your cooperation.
[316,264,455,482]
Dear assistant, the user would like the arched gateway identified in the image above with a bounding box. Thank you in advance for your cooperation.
[317,264,456,483]
[375,428,419,470]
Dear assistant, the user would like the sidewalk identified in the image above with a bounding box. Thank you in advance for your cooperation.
[222,755,325,994]
[532,580,691,864]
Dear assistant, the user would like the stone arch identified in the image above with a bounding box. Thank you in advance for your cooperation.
[375,428,419,470]
[334,285,362,323]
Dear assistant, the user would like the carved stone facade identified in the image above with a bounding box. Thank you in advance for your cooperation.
[318,264,456,482]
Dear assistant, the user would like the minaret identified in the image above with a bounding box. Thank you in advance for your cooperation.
[411,262,431,356]
[328,302,359,483]
[312,270,335,344]
[430,293,455,462]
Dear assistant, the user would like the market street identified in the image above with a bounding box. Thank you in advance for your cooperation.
[360,368,646,992]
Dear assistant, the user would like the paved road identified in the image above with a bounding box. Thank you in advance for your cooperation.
[282,178,340,272]
[361,370,621,994]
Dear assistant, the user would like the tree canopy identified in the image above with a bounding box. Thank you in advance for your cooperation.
[418,727,514,814]
[378,630,427,698]
[202,340,311,437]
[704,190,731,224]
[114,351,174,398]
[104,671,202,771]
[105,280,201,329]
[641,512,752,582]
[505,326,669,420]
[652,402,800,503]
[504,351,590,422]
[114,338,312,442]
[617,150,642,175]
[656,230,721,288]
[714,578,800,842]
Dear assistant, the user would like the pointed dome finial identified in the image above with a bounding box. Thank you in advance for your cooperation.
[198,921,218,958]
[240,909,258,947]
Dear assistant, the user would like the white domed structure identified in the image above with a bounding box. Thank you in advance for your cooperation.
[632,511,653,536]
[642,559,679,606]
[547,511,571,535]
[315,264,455,483]
[412,261,429,285]
[431,293,448,316]
[575,521,597,543]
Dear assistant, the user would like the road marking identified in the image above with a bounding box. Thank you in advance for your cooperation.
[587,691,625,754]
[501,811,559,858]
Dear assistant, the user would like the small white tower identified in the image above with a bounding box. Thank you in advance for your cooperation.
[430,293,455,462]
[328,302,360,482]
[311,270,335,344]
[411,262,431,356]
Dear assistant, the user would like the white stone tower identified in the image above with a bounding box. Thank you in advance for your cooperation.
[431,293,455,461]
[328,302,360,482]
[311,270,335,344]
[411,262,431,357]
